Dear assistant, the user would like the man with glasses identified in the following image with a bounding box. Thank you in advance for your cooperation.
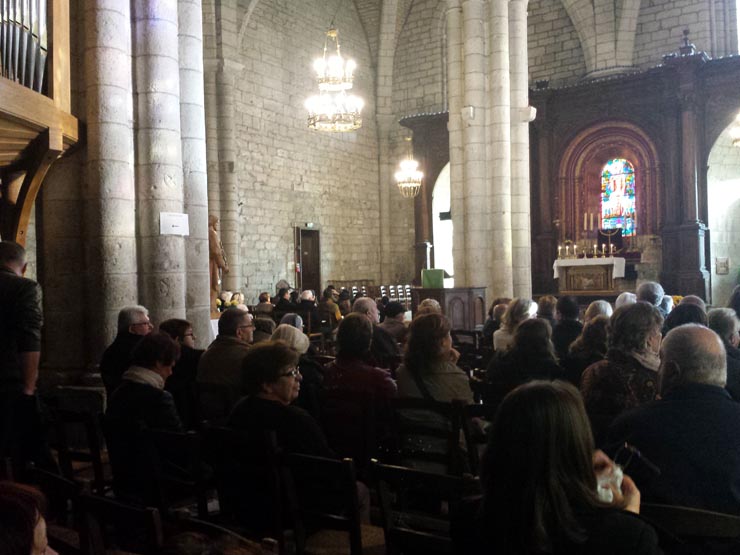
[197,308,254,420]
[100,305,153,395]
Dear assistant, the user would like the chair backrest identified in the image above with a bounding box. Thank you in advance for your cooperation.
[142,428,209,518]
[79,493,163,555]
[201,426,284,539]
[371,461,466,555]
[282,453,362,555]
[53,408,107,494]
[165,515,262,553]
[389,398,466,476]
[641,503,740,544]
[197,381,242,425]
[27,465,83,554]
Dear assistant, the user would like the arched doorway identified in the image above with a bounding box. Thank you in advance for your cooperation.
[707,122,740,305]
[431,162,453,287]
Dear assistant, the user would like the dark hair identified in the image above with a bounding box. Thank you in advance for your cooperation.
[482,381,600,553]
[0,481,47,555]
[336,313,373,358]
[404,313,451,376]
[0,241,25,267]
[289,290,299,304]
[569,315,609,358]
[384,301,405,318]
[258,292,270,304]
[130,332,181,368]
[254,317,276,335]
[338,289,351,301]
[241,341,300,396]
[159,318,192,342]
[556,296,580,320]
[664,303,707,333]
[509,318,557,363]
[537,295,557,319]
[278,288,289,300]
[728,285,740,320]
[608,301,663,353]
[218,308,249,336]
[322,287,335,301]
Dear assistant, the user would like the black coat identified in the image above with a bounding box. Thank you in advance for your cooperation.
[99,333,145,395]
[105,378,183,502]
[608,383,740,514]
[165,345,204,428]
[552,319,584,360]
[725,344,740,401]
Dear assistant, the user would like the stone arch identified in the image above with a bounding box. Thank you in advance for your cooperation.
[237,0,261,49]
[557,120,661,243]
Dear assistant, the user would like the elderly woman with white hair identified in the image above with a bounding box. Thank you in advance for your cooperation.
[271,324,324,418]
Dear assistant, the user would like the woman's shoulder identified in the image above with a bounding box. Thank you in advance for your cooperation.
[578,509,661,554]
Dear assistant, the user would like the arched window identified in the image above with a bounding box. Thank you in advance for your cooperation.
[601,158,636,237]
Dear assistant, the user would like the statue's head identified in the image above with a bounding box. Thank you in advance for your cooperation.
[208,214,219,228]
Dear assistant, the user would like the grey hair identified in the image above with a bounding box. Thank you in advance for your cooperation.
[707,308,740,346]
[680,295,707,313]
[271,324,310,354]
[636,281,665,306]
[585,300,613,322]
[117,305,149,334]
[352,297,376,315]
[615,292,637,309]
[417,298,442,314]
[661,324,727,387]
[659,295,674,313]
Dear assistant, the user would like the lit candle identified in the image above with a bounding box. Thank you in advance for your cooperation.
[590,213,594,230]
[597,214,601,229]
[558,245,562,258]
[593,244,597,255]
[611,244,616,254]
[601,244,606,255]
[565,245,570,256]
[583,212,587,231]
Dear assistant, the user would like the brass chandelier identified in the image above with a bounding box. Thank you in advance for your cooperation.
[395,137,423,198]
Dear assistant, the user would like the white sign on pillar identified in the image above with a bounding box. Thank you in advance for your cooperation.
[159,212,190,236]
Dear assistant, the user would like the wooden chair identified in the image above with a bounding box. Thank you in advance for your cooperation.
[200,426,284,542]
[641,503,740,554]
[143,428,210,518]
[371,461,469,555]
[52,409,109,495]
[27,465,83,555]
[281,453,371,555]
[388,398,467,476]
[78,493,163,555]
[163,515,262,553]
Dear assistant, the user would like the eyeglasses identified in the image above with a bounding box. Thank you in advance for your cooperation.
[613,442,661,476]
[280,368,301,379]
[132,320,153,327]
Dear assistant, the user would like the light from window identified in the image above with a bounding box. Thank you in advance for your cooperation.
[601,158,636,237]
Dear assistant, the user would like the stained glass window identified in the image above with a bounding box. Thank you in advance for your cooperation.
[601,158,636,237]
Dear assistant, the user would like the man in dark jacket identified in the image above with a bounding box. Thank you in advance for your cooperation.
[552,295,583,360]
[608,324,740,514]
[99,305,153,395]
[0,241,45,471]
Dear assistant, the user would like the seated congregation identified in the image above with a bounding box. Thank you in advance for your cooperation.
[4,280,740,555]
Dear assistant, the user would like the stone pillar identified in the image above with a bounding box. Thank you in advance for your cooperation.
[488,0,513,298]
[83,0,137,361]
[132,0,187,323]
[203,65,221,227]
[461,0,487,288]
[446,0,466,286]
[178,0,211,346]
[509,0,533,297]
[216,64,241,292]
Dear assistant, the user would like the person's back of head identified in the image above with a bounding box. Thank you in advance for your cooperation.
[707,308,740,348]
[130,332,180,369]
[258,291,271,304]
[300,290,315,302]
[279,312,304,330]
[492,304,508,323]
[636,281,665,307]
[511,318,556,362]
[417,298,442,315]
[660,324,726,394]
[556,296,580,321]
[0,240,26,273]
[271,323,310,354]
[405,312,451,374]
[336,313,373,359]
[322,287,335,301]
[615,291,637,309]
[664,303,707,333]
[482,381,598,553]
[384,301,405,320]
[502,298,537,332]
[218,307,250,336]
[536,295,557,320]
[728,285,740,319]
[352,297,377,317]
[680,294,707,313]
[158,318,191,342]
[584,300,613,322]
[117,305,150,335]
[569,315,609,357]
[608,301,663,353]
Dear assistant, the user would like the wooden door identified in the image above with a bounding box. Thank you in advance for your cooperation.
[297,229,321,294]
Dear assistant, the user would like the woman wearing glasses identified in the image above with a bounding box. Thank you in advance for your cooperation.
[228,340,332,458]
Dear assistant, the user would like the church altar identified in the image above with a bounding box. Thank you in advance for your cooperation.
[552,257,626,295]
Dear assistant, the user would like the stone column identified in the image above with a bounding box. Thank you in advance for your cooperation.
[132,0,187,323]
[509,0,534,297]
[461,0,488,288]
[216,63,241,292]
[446,0,466,286]
[82,0,137,361]
[178,0,211,346]
[488,0,513,298]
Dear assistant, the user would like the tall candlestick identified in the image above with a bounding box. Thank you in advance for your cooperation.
[590,213,594,231]
[565,245,569,257]
[558,245,562,258]
[583,212,587,231]
[574,245,578,257]
[601,244,606,255]
[593,243,597,256]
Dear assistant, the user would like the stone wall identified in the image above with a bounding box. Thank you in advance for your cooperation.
[234,0,380,302]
